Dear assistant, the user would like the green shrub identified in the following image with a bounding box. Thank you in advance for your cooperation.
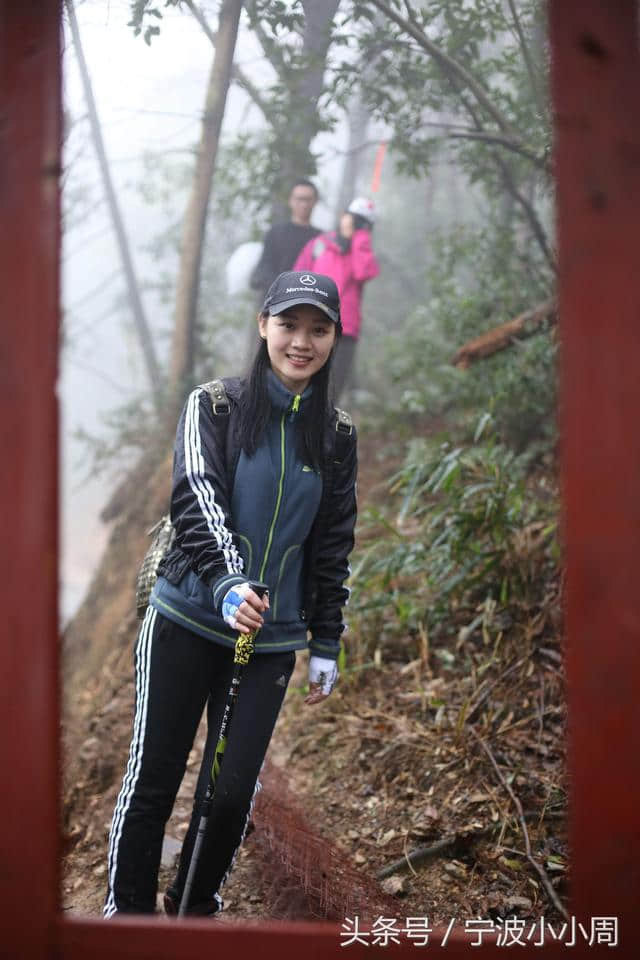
[349,414,558,664]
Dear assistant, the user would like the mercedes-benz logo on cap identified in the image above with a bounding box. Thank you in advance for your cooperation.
[300,274,316,285]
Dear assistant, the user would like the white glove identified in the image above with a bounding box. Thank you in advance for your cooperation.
[309,655,338,696]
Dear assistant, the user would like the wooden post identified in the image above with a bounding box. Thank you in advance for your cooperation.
[549,0,640,943]
[0,2,61,957]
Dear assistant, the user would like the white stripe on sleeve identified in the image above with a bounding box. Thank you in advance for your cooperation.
[184,389,243,577]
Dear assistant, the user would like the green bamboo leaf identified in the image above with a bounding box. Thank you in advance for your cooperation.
[474,411,493,442]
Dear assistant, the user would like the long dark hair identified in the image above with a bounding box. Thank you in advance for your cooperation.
[238,313,337,472]
[350,213,373,232]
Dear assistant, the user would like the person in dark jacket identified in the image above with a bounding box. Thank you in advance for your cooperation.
[104,271,357,918]
[249,179,321,300]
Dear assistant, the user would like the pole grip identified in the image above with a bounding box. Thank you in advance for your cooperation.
[233,581,268,664]
[247,580,269,600]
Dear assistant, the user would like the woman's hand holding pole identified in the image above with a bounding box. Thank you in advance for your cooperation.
[221,582,269,634]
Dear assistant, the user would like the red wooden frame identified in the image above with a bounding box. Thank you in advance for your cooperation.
[1,0,638,956]
[552,0,640,932]
[1,2,61,957]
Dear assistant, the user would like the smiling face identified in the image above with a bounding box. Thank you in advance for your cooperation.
[258,305,336,394]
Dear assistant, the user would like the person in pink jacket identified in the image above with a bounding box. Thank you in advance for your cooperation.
[294,196,380,400]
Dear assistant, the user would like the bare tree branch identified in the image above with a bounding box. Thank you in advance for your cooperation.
[183,0,217,43]
[244,2,290,84]
[506,0,544,116]
[438,76,553,269]
[442,128,548,171]
[231,65,274,121]
[470,728,569,921]
[65,0,163,403]
[493,151,555,270]
[184,0,274,120]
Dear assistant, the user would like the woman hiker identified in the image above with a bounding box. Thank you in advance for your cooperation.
[104,271,357,917]
[294,196,380,401]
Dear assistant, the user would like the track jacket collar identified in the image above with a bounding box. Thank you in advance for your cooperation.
[266,368,313,412]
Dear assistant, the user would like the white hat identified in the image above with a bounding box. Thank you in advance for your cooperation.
[347,196,376,224]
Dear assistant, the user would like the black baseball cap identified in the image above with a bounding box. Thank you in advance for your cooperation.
[262,271,341,328]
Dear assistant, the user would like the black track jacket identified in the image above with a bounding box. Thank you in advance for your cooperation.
[157,377,357,659]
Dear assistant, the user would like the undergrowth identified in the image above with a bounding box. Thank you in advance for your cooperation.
[348,413,559,670]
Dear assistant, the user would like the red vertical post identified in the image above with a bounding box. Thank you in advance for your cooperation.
[549,0,640,944]
[0,2,61,958]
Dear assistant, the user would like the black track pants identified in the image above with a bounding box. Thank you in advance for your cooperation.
[104,607,295,915]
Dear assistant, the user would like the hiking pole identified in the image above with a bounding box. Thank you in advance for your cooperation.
[178,580,269,917]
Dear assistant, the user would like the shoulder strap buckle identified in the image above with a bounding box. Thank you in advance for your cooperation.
[332,407,354,465]
[203,378,230,416]
[335,407,353,436]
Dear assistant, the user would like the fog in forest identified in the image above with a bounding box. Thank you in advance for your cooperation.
[64,1,550,622]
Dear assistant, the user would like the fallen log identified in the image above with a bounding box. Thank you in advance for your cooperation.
[452,300,556,369]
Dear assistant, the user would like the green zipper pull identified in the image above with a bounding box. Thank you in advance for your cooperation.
[291,394,301,413]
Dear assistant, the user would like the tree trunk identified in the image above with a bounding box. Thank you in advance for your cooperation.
[65,0,162,404]
[167,0,243,420]
[270,0,341,221]
[335,92,371,220]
